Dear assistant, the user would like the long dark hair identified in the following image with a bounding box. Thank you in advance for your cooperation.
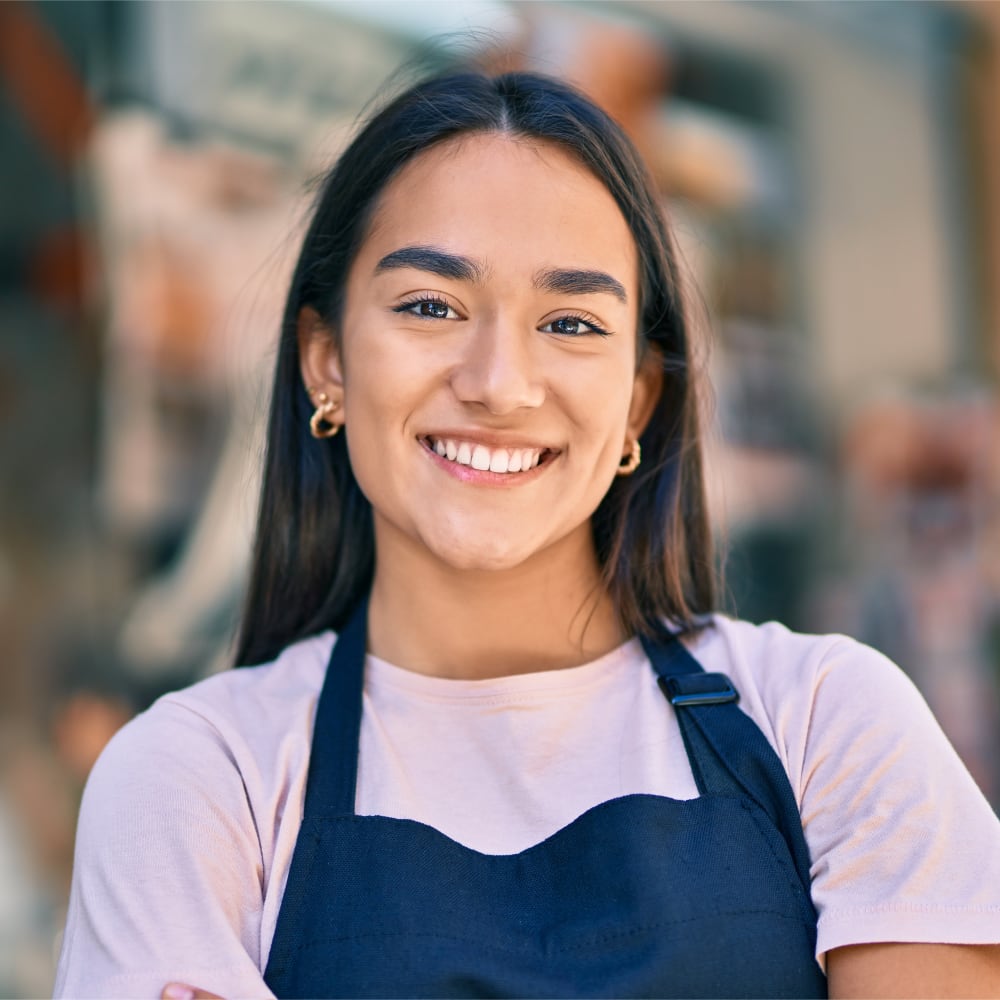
[236,71,715,667]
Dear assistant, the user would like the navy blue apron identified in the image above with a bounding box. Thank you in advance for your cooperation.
[264,604,828,998]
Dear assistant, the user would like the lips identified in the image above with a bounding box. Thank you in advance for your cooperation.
[422,436,554,475]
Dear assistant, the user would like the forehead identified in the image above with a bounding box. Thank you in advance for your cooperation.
[356,132,639,295]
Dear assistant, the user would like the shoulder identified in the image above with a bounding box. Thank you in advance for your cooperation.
[164,629,336,739]
[56,631,337,997]
[688,614,906,717]
[684,615,945,801]
[687,617,1000,959]
[78,629,335,853]
[101,630,333,764]
[688,613,884,686]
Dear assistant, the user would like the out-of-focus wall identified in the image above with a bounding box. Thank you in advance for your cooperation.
[627,1,976,400]
[965,0,1000,375]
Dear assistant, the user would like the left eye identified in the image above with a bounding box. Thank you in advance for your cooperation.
[396,298,458,320]
[541,316,608,337]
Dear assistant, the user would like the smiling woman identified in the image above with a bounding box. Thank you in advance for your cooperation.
[299,132,656,612]
[53,73,1000,1000]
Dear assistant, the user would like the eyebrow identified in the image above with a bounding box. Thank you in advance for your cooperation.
[374,245,628,304]
[374,245,487,283]
[534,268,628,304]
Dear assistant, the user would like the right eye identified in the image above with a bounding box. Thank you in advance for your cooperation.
[394,297,459,320]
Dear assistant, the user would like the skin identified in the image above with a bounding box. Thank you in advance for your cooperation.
[301,132,660,679]
[162,133,1000,998]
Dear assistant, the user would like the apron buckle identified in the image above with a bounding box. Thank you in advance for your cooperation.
[660,673,740,707]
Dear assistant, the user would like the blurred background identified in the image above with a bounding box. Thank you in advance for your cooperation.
[1,0,999,993]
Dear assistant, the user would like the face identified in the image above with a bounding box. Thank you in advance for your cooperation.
[301,132,659,575]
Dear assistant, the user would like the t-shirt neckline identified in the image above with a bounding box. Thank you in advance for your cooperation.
[364,636,648,701]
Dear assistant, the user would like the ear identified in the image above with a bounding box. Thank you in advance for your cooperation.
[625,346,664,443]
[298,306,344,398]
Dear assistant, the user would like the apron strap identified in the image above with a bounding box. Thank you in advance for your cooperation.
[303,604,815,909]
[303,598,368,818]
[640,631,815,904]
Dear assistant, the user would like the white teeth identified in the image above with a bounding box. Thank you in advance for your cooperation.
[471,444,491,471]
[428,437,548,475]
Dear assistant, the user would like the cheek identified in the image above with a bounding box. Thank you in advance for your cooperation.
[567,360,636,441]
[337,327,437,506]
[340,311,413,419]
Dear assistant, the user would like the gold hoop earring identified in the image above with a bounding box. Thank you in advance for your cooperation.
[616,438,641,476]
[308,387,341,439]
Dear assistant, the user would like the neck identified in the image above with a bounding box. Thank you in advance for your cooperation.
[366,522,627,680]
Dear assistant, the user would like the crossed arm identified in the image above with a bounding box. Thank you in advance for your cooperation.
[160,943,1000,999]
[827,943,1000,997]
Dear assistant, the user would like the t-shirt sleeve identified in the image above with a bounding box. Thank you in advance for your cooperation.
[53,698,275,999]
[796,637,1000,961]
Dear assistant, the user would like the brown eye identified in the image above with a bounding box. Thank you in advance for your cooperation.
[540,315,610,337]
[550,317,582,336]
[420,300,451,319]
[394,297,459,320]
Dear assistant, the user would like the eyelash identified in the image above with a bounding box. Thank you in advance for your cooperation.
[393,296,612,338]
[393,294,457,320]
[541,313,612,338]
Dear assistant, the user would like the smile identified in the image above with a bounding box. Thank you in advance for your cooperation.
[422,436,555,475]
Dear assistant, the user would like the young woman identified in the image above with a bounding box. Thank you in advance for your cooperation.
[55,72,1000,999]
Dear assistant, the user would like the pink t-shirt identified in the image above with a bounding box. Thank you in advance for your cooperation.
[54,617,1000,998]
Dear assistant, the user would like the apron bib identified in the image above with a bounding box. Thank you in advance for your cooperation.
[264,605,827,998]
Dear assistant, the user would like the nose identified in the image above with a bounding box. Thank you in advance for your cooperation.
[449,319,545,414]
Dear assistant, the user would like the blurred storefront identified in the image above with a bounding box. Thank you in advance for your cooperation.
[1,1,998,994]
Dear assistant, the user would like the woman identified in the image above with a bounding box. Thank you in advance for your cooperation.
[55,72,1000,999]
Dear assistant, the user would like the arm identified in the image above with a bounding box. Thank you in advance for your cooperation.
[827,942,1000,998]
[55,698,275,999]
[789,638,1000,983]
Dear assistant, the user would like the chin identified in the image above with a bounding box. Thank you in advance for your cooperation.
[437,545,533,574]
[423,526,540,574]
[456,555,529,574]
